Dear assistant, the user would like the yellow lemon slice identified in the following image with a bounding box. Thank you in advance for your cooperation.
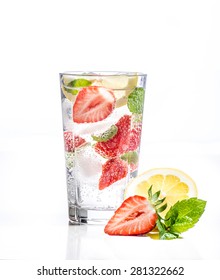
[124,168,197,217]
[101,75,138,107]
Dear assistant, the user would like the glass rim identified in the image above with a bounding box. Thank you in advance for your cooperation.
[60,71,147,77]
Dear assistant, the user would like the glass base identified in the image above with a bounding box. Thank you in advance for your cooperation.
[69,206,115,225]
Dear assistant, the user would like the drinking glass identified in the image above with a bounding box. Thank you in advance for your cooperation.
[60,72,147,224]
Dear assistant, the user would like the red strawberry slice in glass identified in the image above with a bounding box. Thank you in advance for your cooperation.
[64,131,86,152]
[104,195,157,235]
[99,158,128,190]
[95,115,131,158]
[73,86,115,123]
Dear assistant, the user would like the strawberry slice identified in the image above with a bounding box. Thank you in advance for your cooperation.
[99,158,128,190]
[64,131,86,152]
[73,86,115,123]
[104,195,157,235]
[95,115,131,158]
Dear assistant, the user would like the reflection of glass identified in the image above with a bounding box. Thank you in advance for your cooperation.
[60,72,147,224]
[66,226,86,259]
[66,225,115,260]
[65,225,201,260]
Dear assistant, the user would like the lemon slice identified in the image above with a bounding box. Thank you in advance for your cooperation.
[102,75,138,107]
[124,168,197,216]
[102,75,130,89]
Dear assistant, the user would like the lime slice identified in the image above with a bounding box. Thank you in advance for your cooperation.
[61,77,97,102]
[61,85,77,102]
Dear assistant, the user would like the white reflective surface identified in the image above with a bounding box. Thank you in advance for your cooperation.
[0,135,220,260]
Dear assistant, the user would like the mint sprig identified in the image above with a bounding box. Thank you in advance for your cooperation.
[121,151,138,165]
[147,186,206,240]
[147,186,167,214]
[156,198,206,240]
[127,87,145,114]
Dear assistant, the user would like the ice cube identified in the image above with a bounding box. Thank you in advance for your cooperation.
[75,144,103,181]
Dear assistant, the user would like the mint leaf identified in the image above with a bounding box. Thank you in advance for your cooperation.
[154,197,166,206]
[121,151,138,164]
[164,198,206,233]
[127,87,145,114]
[64,79,92,95]
[157,203,167,213]
[132,113,143,123]
[151,190,161,203]
[156,219,178,240]
[160,231,180,240]
[156,218,166,234]
[148,185,153,200]
[92,125,118,142]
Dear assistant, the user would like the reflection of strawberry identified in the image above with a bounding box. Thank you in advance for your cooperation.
[129,162,138,172]
[64,131,74,152]
[73,86,115,123]
[64,131,86,152]
[129,125,142,151]
[121,151,139,173]
[104,195,157,235]
[95,115,131,158]
[74,135,86,149]
[99,158,128,190]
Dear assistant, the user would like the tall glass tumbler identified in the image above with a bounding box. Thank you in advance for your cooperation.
[60,72,147,224]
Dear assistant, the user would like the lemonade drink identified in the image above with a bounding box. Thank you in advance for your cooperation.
[60,72,147,224]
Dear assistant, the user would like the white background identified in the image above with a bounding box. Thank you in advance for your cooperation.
[0,0,219,142]
[0,0,220,267]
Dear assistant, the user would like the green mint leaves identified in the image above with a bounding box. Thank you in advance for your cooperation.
[127,87,145,114]
[64,79,92,95]
[156,197,206,240]
[92,125,118,142]
[121,151,139,164]
[147,186,167,213]
[165,198,206,233]
[145,186,206,240]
